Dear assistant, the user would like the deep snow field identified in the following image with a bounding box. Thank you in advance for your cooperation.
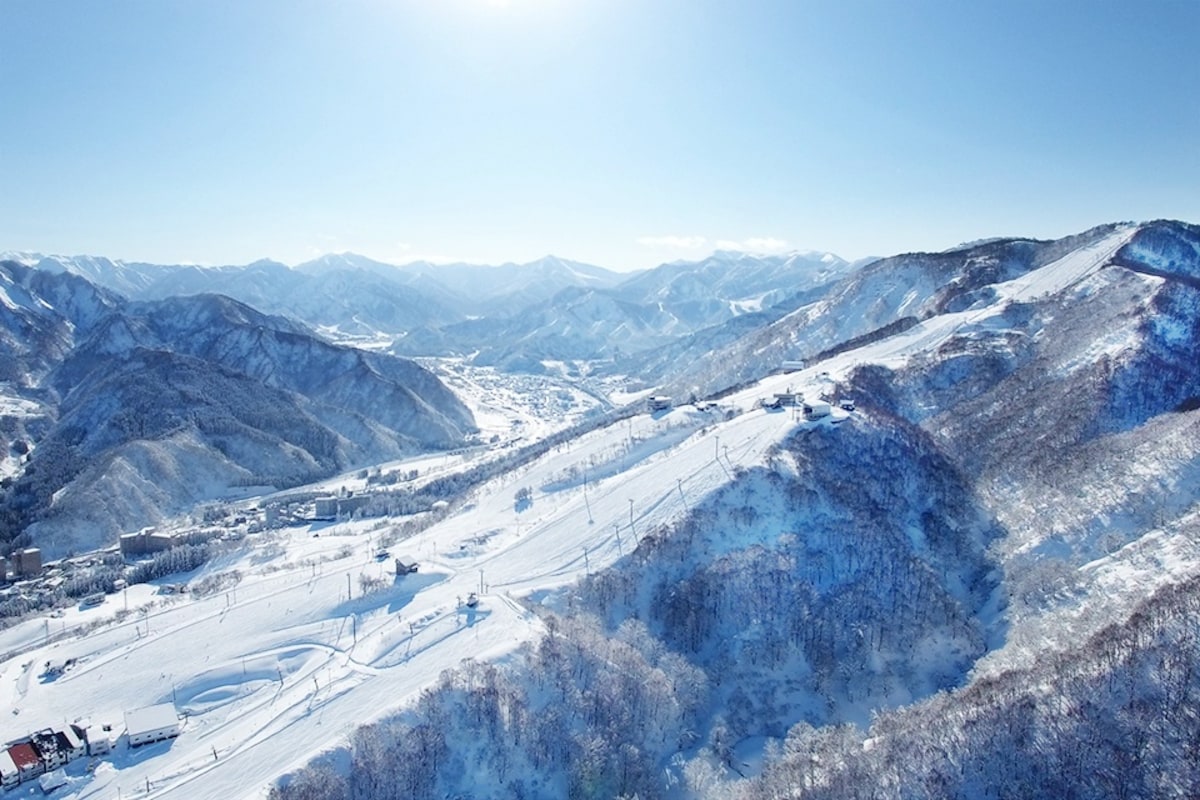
[0,228,1149,799]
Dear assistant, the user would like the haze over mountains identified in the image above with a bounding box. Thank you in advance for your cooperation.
[2,219,1200,800]
[5,248,858,365]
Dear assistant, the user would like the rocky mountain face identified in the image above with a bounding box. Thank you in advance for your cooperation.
[0,266,476,556]
[0,260,121,386]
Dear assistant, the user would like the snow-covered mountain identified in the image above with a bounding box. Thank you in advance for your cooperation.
[4,219,1200,800]
[647,223,1134,397]
[17,250,858,369]
[16,252,626,340]
[613,248,855,319]
[389,254,625,316]
[262,217,1200,798]
[389,250,857,366]
[0,259,122,385]
[0,269,476,556]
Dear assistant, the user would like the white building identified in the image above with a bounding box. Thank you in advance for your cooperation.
[75,718,113,756]
[0,750,18,789]
[314,497,338,520]
[125,703,181,747]
[804,400,832,419]
[59,726,86,762]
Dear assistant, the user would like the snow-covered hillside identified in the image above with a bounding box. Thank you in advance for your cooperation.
[650,223,1136,398]
[0,274,477,558]
[0,363,863,799]
[3,219,1200,800]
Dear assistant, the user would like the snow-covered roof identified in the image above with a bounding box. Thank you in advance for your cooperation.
[61,725,83,749]
[124,703,178,736]
[0,749,16,775]
[39,768,67,791]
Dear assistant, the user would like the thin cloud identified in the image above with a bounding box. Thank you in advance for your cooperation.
[637,235,709,250]
[716,237,791,253]
[744,236,790,252]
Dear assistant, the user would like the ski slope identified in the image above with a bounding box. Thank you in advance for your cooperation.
[0,378,847,799]
[0,228,1140,799]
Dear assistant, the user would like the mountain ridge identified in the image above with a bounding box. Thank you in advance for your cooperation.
[0,266,477,557]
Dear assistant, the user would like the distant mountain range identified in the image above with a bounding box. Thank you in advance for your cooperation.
[3,249,859,368]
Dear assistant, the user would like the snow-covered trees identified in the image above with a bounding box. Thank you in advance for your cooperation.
[745,572,1200,800]
[274,614,707,800]
[274,413,1010,799]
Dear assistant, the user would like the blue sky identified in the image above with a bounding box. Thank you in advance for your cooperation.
[2,0,1197,270]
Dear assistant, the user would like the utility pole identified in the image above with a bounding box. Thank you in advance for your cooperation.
[479,569,485,596]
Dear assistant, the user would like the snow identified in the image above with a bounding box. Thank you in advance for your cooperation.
[0,390,42,419]
[0,223,1174,798]
[0,250,41,266]
[989,227,1135,303]
[0,357,858,799]
[972,506,1200,680]
[786,227,1140,381]
[1055,313,1144,375]
[0,283,17,310]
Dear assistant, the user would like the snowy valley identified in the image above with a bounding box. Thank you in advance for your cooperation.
[1,219,1199,799]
